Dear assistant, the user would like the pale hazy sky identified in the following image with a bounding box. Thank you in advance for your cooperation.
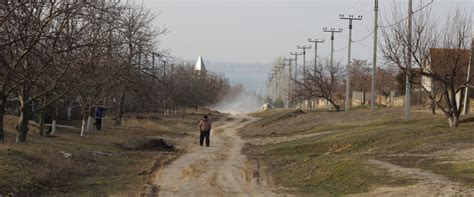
[140,0,471,64]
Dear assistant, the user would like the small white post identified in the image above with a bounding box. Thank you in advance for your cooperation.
[50,120,57,135]
[80,119,86,137]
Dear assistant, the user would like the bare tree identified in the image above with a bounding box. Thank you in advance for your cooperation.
[350,59,371,104]
[0,1,86,142]
[113,5,166,126]
[382,4,472,127]
[296,58,344,111]
[0,1,230,143]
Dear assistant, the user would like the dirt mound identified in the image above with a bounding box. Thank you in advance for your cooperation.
[141,138,175,151]
[116,138,175,151]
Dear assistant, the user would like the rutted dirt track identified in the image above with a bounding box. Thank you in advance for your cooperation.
[151,115,290,197]
[350,159,474,196]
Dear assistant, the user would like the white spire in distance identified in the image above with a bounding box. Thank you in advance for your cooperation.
[194,56,207,73]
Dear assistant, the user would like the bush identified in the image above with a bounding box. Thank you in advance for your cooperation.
[274,97,285,108]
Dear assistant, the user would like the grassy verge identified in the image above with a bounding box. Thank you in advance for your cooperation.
[0,110,221,196]
[241,108,474,195]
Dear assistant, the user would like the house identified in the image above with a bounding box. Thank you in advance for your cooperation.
[421,48,471,93]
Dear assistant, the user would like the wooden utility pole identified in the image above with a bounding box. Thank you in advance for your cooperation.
[405,0,413,120]
[340,14,363,112]
[371,0,379,111]
[323,28,343,69]
[308,38,325,74]
[284,57,295,108]
[297,45,312,77]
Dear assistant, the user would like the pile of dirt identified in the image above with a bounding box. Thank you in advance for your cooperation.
[116,138,175,152]
[141,138,175,151]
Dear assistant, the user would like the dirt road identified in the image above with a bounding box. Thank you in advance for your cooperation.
[151,115,289,197]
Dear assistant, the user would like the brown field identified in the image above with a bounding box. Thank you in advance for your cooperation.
[0,110,223,196]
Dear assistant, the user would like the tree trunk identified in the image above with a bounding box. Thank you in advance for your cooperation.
[86,115,93,132]
[327,99,340,112]
[16,101,32,143]
[50,120,57,135]
[445,86,463,128]
[50,104,58,136]
[39,113,45,136]
[430,98,437,115]
[80,118,86,137]
[0,95,5,144]
[431,105,436,115]
[80,105,90,137]
[115,88,126,127]
[448,114,460,128]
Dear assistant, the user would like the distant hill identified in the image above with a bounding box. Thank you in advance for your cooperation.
[203,60,272,95]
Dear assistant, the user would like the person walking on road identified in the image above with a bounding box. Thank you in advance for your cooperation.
[197,115,212,147]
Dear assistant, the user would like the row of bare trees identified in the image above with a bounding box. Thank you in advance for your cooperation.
[0,1,230,143]
[292,58,398,111]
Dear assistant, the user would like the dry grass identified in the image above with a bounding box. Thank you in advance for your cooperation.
[0,110,218,196]
[241,107,474,195]
[241,107,403,138]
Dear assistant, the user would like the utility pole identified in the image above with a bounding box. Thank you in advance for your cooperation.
[290,52,303,81]
[371,0,379,112]
[297,45,312,78]
[340,14,363,112]
[284,57,295,108]
[289,52,302,108]
[277,64,284,103]
[271,69,277,100]
[323,28,343,69]
[297,45,312,111]
[308,38,325,72]
[463,39,473,115]
[405,0,413,120]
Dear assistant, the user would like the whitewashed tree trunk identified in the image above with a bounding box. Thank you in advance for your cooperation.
[80,119,86,137]
[50,120,57,135]
[67,103,72,120]
[448,115,460,128]
[86,115,94,132]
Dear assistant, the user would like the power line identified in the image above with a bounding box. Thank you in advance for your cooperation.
[379,0,434,28]
[353,30,374,42]
[335,45,349,52]
[334,29,374,52]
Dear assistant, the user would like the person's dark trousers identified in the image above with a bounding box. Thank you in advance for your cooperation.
[96,118,102,131]
[199,130,210,147]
